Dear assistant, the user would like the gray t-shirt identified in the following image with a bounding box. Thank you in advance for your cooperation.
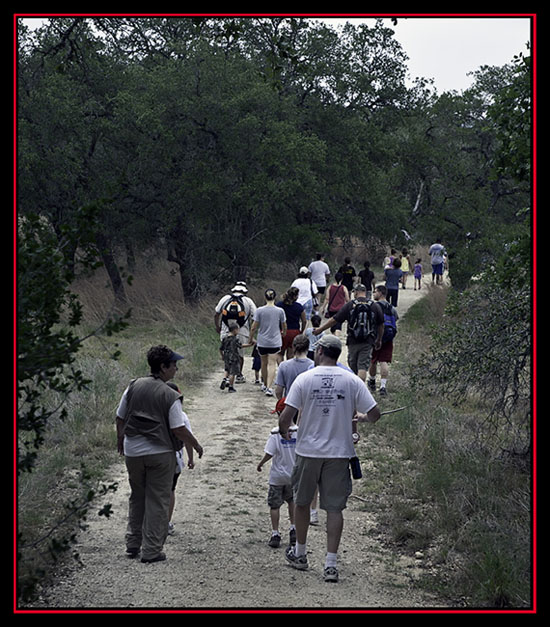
[254,305,286,348]
[274,357,314,394]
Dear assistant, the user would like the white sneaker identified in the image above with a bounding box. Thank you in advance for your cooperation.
[310,510,319,525]
[265,388,274,396]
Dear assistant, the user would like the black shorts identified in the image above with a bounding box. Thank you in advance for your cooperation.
[258,346,281,356]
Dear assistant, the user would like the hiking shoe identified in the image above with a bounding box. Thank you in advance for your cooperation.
[220,378,228,390]
[268,533,281,548]
[285,546,308,571]
[126,547,140,559]
[289,528,296,546]
[324,566,339,583]
[141,552,166,564]
[379,387,387,397]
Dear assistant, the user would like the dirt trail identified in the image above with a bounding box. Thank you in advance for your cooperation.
[29,278,453,611]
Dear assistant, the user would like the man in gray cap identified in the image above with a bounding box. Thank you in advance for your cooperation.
[116,345,203,563]
[214,283,257,383]
[313,284,384,382]
[278,333,380,582]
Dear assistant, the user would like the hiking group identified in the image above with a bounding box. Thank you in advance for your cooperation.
[116,242,446,584]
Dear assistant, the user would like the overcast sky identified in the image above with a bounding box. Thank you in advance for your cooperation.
[19,14,533,93]
[316,15,532,93]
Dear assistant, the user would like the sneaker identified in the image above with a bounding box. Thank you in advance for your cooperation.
[126,547,140,559]
[309,510,319,525]
[227,386,237,393]
[289,528,297,546]
[285,545,308,571]
[367,378,376,392]
[379,387,387,397]
[236,374,246,384]
[167,522,175,535]
[268,533,281,548]
[254,380,261,385]
[324,566,339,583]
[265,388,274,397]
[261,384,267,393]
[220,378,228,390]
[141,552,166,564]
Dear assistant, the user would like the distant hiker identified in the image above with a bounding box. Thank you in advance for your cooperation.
[220,322,254,393]
[414,258,423,290]
[400,249,412,289]
[291,267,319,321]
[320,272,349,335]
[308,253,331,296]
[276,287,306,361]
[368,285,399,397]
[358,261,376,299]
[249,289,287,397]
[116,345,203,563]
[429,239,447,285]
[313,284,384,382]
[384,257,403,307]
[336,257,356,292]
[257,422,298,550]
[278,333,380,583]
[214,284,257,383]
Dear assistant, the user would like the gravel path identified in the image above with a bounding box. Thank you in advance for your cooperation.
[28,279,453,612]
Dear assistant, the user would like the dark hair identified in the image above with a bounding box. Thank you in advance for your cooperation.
[310,314,322,327]
[316,253,324,260]
[282,287,299,305]
[375,284,387,296]
[363,261,370,268]
[265,288,276,301]
[335,272,343,283]
[292,334,310,354]
[344,257,351,264]
[393,258,402,268]
[147,345,175,374]
[319,344,341,360]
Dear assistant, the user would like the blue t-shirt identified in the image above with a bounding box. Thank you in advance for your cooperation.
[276,301,304,330]
[384,267,403,289]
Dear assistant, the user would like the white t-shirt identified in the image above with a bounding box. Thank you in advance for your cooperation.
[291,277,318,305]
[116,388,189,457]
[215,293,256,338]
[285,365,376,458]
[429,243,446,264]
[264,428,297,485]
[308,260,330,288]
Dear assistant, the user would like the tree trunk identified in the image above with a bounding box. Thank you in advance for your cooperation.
[96,232,127,304]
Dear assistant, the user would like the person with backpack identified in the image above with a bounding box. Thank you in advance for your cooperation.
[313,284,384,382]
[214,284,257,383]
[368,285,399,397]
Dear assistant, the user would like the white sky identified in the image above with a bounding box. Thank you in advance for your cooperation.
[316,15,532,93]
[19,14,533,93]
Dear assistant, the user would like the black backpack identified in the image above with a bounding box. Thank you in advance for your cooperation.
[221,294,248,327]
[379,301,397,344]
[348,299,375,341]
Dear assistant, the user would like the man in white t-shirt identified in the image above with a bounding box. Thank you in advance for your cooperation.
[278,334,380,582]
[308,253,331,295]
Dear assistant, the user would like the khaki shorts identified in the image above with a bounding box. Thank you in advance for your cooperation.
[347,341,374,373]
[291,455,352,512]
[268,484,294,509]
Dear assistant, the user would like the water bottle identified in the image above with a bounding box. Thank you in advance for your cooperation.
[350,456,362,479]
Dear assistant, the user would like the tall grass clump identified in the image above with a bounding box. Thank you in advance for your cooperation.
[354,285,532,609]
[18,257,222,601]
